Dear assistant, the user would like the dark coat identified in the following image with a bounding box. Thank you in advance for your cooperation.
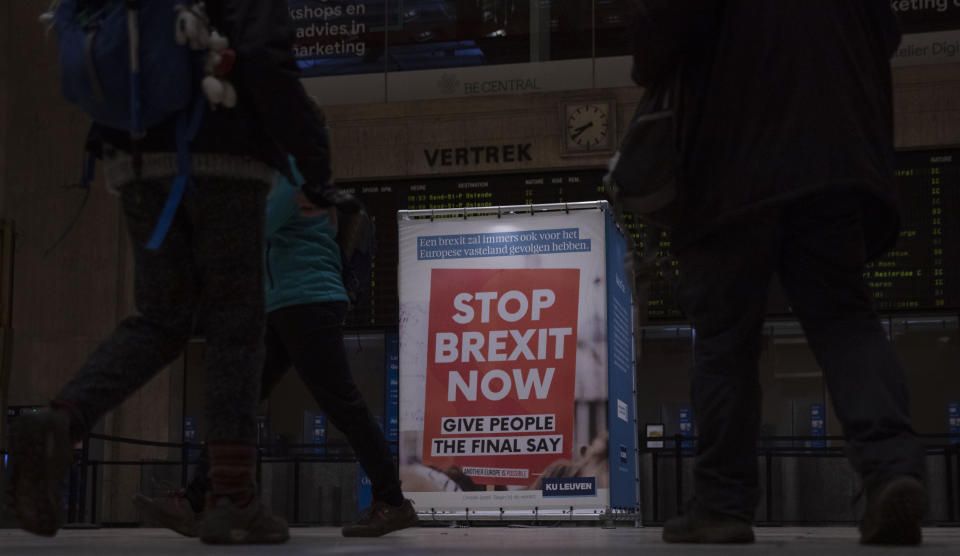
[632,0,903,259]
[100,0,331,190]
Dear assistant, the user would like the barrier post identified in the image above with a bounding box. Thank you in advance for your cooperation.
[765,447,773,523]
[674,434,683,513]
[293,456,301,524]
[78,437,90,523]
[946,446,955,522]
[90,461,98,525]
[651,450,659,522]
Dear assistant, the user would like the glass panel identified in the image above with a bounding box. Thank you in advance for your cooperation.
[636,326,693,437]
[385,0,491,71]
[382,1,595,72]
[595,0,633,57]
[762,321,828,446]
[290,0,389,77]
[288,1,640,78]
[891,316,960,435]
[541,0,593,61]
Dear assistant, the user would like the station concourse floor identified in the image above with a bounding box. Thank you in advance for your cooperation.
[1,526,960,555]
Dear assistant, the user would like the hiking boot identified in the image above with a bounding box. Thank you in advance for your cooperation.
[342,499,418,537]
[859,475,927,545]
[133,490,200,537]
[8,409,75,536]
[198,496,289,545]
[662,504,754,544]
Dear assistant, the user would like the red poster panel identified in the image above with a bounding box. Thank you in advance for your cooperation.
[423,268,580,486]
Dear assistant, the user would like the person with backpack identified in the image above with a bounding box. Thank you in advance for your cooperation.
[132,159,418,538]
[10,0,357,544]
[628,0,927,545]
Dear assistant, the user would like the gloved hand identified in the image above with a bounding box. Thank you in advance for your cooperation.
[301,181,362,214]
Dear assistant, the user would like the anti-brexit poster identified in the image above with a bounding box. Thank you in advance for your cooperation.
[422,268,580,486]
[398,203,638,518]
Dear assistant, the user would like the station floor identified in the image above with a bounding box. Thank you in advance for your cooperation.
[1,526,959,555]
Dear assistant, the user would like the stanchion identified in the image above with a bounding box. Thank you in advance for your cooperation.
[90,461,99,525]
[332,485,342,526]
[674,434,683,514]
[317,485,324,525]
[290,456,307,527]
[651,450,659,522]
[180,442,189,488]
[765,448,773,523]
[947,445,956,522]
[78,437,89,523]
[256,448,263,498]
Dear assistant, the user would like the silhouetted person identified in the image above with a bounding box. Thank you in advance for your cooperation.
[133,160,417,538]
[10,0,355,544]
[629,0,927,545]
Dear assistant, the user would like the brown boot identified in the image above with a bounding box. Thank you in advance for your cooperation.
[197,444,288,544]
[8,409,75,536]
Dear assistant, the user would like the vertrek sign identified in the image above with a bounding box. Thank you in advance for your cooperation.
[425,144,534,168]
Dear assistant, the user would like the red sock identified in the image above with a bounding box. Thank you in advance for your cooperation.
[207,444,257,508]
[50,398,88,442]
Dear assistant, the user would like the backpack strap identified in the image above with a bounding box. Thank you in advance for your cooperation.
[126,0,144,138]
[145,91,207,251]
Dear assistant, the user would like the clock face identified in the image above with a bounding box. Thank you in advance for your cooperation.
[565,103,611,151]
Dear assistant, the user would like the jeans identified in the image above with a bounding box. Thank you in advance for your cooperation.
[676,191,925,521]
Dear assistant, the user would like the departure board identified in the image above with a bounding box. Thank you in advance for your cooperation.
[866,150,960,312]
[337,150,959,328]
[337,169,678,326]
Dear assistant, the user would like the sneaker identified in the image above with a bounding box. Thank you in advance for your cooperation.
[662,504,755,544]
[198,496,289,545]
[859,475,927,545]
[342,499,418,537]
[8,410,74,536]
[133,490,200,537]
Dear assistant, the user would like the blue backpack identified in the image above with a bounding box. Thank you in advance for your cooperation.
[49,0,207,252]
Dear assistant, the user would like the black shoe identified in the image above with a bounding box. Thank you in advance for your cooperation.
[859,476,927,545]
[8,410,74,536]
[342,499,418,537]
[199,496,289,545]
[662,504,754,544]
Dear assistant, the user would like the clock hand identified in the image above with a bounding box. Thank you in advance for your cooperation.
[570,121,594,140]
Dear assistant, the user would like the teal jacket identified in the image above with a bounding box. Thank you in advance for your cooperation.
[264,162,348,313]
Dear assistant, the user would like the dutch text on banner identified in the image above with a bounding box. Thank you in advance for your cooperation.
[422,268,580,486]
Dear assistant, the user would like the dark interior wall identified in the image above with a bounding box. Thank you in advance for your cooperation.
[2,0,125,407]
[0,0,173,522]
[1,1,9,213]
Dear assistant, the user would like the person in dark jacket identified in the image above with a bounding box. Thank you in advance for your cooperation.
[9,0,352,544]
[629,0,927,545]
[132,160,418,538]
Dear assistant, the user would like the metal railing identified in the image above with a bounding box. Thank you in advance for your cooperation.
[3,431,959,527]
[642,433,960,525]
[2,433,380,528]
